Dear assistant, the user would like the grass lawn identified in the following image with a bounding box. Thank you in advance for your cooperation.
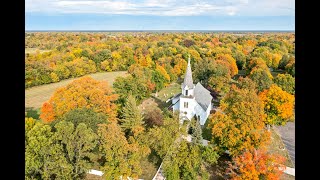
[25,71,128,109]
[267,128,294,168]
[25,48,51,54]
[152,82,181,102]
[139,82,181,111]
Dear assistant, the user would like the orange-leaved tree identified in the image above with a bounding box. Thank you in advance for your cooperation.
[258,84,295,126]
[40,102,55,123]
[227,148,286,180]
[40,76,118,123]
[215,53,238,77]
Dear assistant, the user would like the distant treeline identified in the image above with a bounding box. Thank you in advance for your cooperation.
[25,32,295,88]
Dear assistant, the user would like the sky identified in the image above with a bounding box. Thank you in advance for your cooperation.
[25,0,295,31]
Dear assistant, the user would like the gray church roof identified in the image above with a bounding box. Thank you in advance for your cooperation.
[182,56,195,89]
[194,82,212,111]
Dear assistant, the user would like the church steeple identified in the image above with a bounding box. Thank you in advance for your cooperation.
[182,55,194,89]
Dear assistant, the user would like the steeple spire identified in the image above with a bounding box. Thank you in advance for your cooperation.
[182,54,194,89]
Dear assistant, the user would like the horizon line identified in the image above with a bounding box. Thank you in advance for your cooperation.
[25,30,295,32]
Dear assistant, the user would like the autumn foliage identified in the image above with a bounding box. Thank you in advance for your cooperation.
[259,84,295,126]
[25,32,294,88]
[40,102,55,123]
[227,148,286,180]
[215,54,238,77]
[209,85,270,156]
[40,76,118,123]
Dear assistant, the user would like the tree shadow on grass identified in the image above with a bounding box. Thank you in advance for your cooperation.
[25,107,40,119]
[150,96,169,110]
[207,154,232,180]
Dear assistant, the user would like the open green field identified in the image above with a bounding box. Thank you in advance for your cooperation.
[25,48,51,54]
[25,71,128,109]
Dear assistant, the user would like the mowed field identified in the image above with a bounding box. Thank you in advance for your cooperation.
[25,71,128,109]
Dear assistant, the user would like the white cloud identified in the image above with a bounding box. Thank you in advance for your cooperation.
[25,0,294,16]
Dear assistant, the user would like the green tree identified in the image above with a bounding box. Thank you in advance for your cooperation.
[163,141,218,180]
[202,118,213,141]
[97,123,145,179]
[58,108,108,132]
[143,115,181,158]
[278,54,291,69]
[194,58,232,95]
[190,118,203,145]
[120,95,145,137]
[201,146,219,165]
[113,75,151,105]
[233,50,246,70]
[53,121,98,179]
[274,73,295,94]
[152,69,167,91]
[25,122,73,179]
[249,68,273,92]
[93,49,111,65]
[236,76,258,93]
[194,58,215,86]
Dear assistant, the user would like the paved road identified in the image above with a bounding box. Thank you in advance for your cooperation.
[275,122,295,167]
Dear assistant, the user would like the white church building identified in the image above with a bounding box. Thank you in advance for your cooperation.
[171,57,213,125]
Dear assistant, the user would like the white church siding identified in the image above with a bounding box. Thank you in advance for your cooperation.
[182,87,194,96]
[206,102,212,120]
[172,94,180,105]
[173,99,180,111]
[194,103,210,125]
[179,97,197,120]
[172,93,181,111]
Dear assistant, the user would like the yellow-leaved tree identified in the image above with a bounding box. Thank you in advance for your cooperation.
[258,84,295,126]
[209,85,270,156]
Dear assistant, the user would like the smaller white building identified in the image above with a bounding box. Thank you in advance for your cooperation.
[172,56,213,125]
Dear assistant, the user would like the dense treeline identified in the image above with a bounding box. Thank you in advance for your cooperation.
[26,77,184,179]
[25,32,295,89]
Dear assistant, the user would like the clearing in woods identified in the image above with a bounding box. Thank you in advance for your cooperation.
[25,71,128,109]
